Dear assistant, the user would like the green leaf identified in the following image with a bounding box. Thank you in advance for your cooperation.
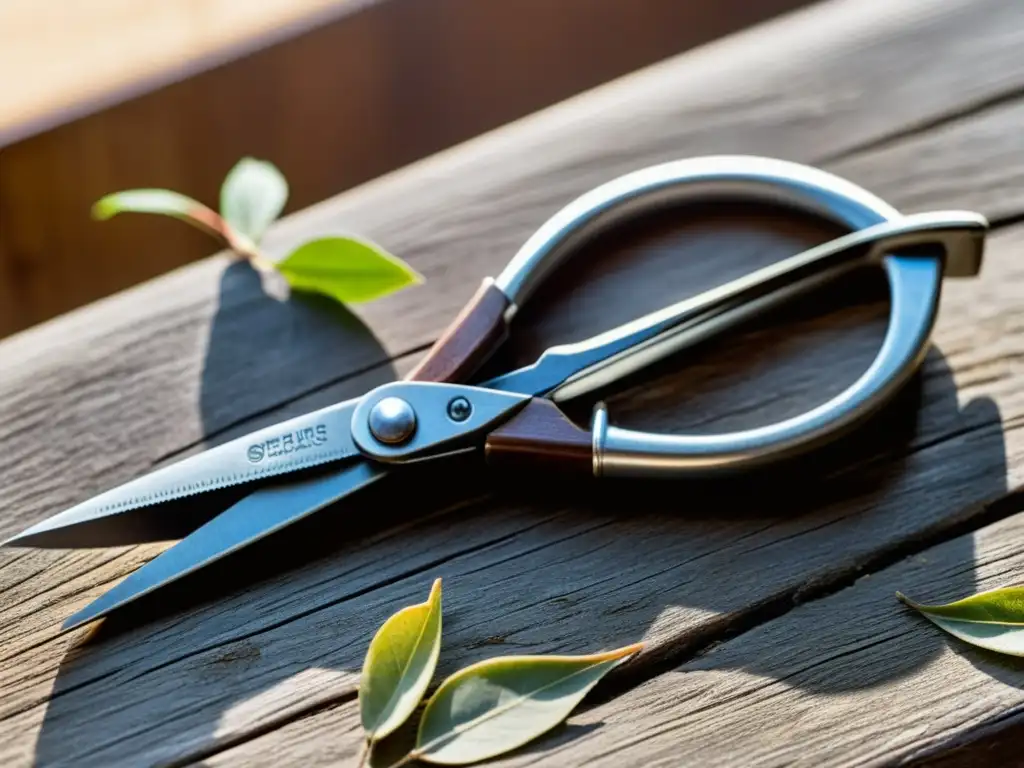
[276,236,422,305]
[411,642,643,765]
[360,578,443,742]
[898,588,1024,656]
[219,157,288,243]
[92,189,224,235]
[898,587,1024,624]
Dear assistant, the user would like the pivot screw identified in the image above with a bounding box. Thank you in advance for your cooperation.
[368,397,417,444]
[447,396,472,422]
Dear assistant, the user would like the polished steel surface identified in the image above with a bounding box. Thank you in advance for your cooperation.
[595,254,941,476]
[587,217,984,474]
[368,396,418,445]
[2,398,363,548]
[61,461,388,632]
[352,382,530,462]
[492,155,979,312]
[492,155,985,477]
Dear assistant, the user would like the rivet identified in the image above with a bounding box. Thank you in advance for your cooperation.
[368,397,417,444]
[447,396,472,422]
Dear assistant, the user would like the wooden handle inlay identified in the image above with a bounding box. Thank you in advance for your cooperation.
[405,278,512,384]
[485,399,594,474]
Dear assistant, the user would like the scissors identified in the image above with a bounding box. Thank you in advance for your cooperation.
[3,155,987,633]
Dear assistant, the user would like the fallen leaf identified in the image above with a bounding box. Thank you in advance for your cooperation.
[898,587,1024,656]
[360,578,443,742]
[412,642,643,765]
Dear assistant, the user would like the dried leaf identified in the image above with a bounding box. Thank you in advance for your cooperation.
[360,578,443,742]
[898,587,1024,656]
[411,642,643,765]
[277,236,422,305]
[219,157,288,243]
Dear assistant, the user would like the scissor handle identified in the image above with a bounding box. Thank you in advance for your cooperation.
[590,248,952,476]
[404,278,512,383]
[476,155,986,477]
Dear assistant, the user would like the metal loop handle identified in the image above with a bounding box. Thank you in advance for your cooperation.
[492,155,986,477]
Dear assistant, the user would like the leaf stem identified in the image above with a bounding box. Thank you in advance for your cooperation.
[185,202,277,274]
[355,739,372,768]
[381,752,416,768]
[242,247,279,276]
[220,225,277,275]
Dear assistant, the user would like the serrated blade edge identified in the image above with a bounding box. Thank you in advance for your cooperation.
[3,397,363,547]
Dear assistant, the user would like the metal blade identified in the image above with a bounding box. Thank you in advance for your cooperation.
[61,460,386,632]
[58,380,532,625]
[3,398,362,548]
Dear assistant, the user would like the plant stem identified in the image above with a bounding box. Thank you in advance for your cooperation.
[355,739,371,768]
[185,204,277,274]
[381,753,416,768]
[239,246,278,276]
[221,227,276,274]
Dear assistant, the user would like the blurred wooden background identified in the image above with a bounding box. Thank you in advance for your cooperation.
[0,0,815,340]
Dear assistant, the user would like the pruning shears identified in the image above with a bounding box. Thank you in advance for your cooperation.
[3,155,987,633]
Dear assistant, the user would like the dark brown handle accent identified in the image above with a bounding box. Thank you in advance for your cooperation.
[484,399,594,474]
[405,277,512,384]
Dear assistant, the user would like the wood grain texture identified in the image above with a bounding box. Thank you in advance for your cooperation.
[196,503,1024,768]
[193,489,1024,768]
[450,510,1024,767]
[0,0,813,342]
[1,0,1024,765]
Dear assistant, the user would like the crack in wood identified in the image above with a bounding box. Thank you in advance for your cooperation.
[907,702,1024,766]
[167,697,359,768]
[822,82,1024,167]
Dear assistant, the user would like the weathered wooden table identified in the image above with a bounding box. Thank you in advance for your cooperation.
[5,0,1024,765]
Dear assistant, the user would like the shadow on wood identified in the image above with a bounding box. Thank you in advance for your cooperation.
[26,202,1006,766]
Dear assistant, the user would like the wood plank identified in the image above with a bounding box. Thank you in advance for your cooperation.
[2,0,1024,764]
[447,499,1024,766]
[830,96,1024,225]
[0,0,812,341]
[215,487,1024,768]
